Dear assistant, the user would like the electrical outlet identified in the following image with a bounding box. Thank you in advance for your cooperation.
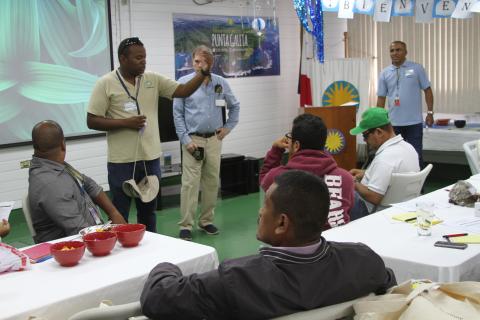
[20,160,31,169]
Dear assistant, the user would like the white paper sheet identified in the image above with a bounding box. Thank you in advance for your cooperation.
[0,201,14,221]
[442,216,480,234]
[391,198,452,212]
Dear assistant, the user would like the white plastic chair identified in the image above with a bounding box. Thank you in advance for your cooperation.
[379,164,433,207]
[463,140,480,175]
[270,295,371,320]
[68,297,363,320]
[68,301,147,320]
[22,193,36,238]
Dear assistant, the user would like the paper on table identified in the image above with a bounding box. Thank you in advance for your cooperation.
[340,101,359,106]
[443,217,480,234]
[391,199,451,212]
[450,235,480,244]
[0,201,14,221]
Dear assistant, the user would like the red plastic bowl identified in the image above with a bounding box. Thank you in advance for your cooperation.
[83,231,117,256]
[112,224,146,247]
[435,118,450,126]
[50,241,85,267]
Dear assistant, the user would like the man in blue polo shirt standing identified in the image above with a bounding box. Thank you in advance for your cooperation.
[376,41,434,167]
[173,45,240,241]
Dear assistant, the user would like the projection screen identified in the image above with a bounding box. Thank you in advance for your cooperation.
[0,0,113,148]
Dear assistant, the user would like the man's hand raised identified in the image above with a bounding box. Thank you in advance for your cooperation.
[272,136,289,150]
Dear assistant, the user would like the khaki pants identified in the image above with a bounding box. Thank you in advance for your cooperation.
[178,135,222,230]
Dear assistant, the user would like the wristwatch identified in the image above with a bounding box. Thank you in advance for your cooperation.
[427,111,434,115]
[200,68,211,77]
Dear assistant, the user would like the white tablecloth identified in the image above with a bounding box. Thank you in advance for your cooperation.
[323,174,480,284]
[0,232,219,320]
[423,127,480,152]
[356,113,480,161]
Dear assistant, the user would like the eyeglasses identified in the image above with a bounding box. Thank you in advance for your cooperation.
[362,129,374,139]
[285,132,292,140]
[118,37,143,55]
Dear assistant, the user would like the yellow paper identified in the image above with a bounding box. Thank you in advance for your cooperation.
[450,235,480,244]
[391,212,443,225]
[392,212,417,222]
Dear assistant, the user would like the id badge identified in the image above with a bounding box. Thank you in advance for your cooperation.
[124,101,137,112]
[394,96,400,107]
[216,99,226,107]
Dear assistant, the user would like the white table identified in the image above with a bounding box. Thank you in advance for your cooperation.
[0,232,219,320]
[356,113,480,164]
[323,174,480,284]
[423,127,480,152]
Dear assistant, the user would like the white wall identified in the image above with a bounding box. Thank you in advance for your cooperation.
[1,0,346,209]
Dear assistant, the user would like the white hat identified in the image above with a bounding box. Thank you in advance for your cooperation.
[122,175,159,203]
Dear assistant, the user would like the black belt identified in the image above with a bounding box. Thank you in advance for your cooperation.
[191,132,216,138]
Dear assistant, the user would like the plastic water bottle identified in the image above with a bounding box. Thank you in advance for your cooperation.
[163,152,172,172]
[416,202,434,236]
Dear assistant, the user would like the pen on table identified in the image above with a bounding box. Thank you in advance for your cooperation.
[35,255,53,263]
[404,217,417,222]
[442,233,468,240]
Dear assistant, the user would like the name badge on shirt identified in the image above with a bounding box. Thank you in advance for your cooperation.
[144,80,154,88]
[124,101,137,112]
[405,69,414,77]
[216,99,226,107]
[394,96,400,107]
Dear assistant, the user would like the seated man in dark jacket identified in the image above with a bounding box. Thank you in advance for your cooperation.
[28,120,126,243]
[141,170,396,320]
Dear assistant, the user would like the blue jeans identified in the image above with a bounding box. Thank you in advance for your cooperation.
[394,123,423,168]
[107,159,161,232]
[349,191,370,221]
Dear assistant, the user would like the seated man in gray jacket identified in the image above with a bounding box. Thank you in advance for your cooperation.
[29,120,126,243]
[141,170,396,320]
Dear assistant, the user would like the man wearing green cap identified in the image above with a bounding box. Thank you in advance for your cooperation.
[349,108,419,219]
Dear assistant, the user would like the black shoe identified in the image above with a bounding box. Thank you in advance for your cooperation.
[179,229,192,241]
[199,224,219,235]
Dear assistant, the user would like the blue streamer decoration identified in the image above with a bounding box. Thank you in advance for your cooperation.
[293,0,325,62]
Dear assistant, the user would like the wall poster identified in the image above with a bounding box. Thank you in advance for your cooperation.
[173,13,280,79]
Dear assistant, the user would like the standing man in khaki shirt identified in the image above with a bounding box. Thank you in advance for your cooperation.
[87,37,210,232]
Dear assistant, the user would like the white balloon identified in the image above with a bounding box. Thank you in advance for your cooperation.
[251,18,266,32]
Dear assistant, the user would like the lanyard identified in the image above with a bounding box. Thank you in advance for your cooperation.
[116,70,142,115]
[64,163,103,225]
[395,67,400,92]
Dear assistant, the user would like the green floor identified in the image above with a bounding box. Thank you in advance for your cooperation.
[3,169,464,262]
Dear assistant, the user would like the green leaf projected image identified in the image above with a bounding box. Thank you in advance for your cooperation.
[0,0,111,146]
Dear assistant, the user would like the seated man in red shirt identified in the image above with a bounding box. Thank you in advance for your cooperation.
[260,113,354,228]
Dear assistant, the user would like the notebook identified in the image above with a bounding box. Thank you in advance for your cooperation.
[392,212,443,225]
[21,243,52,262]
[450,235,480,244]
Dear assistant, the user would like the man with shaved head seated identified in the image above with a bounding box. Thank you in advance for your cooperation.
[28,120,126,243]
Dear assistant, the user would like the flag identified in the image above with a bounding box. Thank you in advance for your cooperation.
[299,30,371,118]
